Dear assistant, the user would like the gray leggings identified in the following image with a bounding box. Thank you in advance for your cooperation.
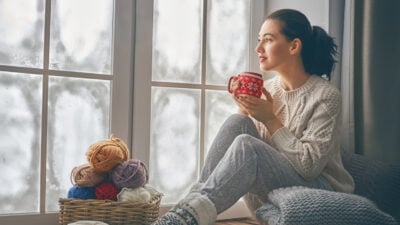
[198,114,333,213]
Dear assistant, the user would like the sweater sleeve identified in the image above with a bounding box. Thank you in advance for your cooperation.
[271,88,342,180]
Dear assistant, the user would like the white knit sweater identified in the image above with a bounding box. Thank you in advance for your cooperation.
[253,75,354,193]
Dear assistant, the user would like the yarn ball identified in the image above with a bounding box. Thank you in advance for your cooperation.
[110,159,148,189]
[71,164,107,187]
[95,182,119,201]
[68,186,96,200]
[117,187,152,203]
[86,134,129,173]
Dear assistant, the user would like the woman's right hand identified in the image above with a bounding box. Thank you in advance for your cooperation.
[230,79,249,115]
[234,96,250,115]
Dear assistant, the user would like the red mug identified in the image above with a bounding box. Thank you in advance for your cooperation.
[228,72,263,98]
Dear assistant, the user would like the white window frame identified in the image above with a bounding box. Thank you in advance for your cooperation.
[132,0,265,219]
[0,1,134,224]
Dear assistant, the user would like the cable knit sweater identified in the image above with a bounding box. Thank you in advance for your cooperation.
[252,75,354,193]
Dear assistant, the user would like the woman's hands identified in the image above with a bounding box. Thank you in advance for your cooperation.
[232,86,284,134]
[230,78,249,115]
[233,88,275,124]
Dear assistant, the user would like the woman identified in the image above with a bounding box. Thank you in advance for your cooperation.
[153,9,354,225]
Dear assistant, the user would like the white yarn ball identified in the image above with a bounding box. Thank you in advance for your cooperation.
[117,186,154,203]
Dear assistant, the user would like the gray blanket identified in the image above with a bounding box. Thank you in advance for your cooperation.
[255,186,398,225]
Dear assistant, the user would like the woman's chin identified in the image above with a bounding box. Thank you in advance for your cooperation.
[259,65,271,71]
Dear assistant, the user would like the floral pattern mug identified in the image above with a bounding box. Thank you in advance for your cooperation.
[228,72,264,98]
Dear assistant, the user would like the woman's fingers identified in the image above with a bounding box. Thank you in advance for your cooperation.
[263,88,273,102]
[235,95,258,109]
[230,79,241,92]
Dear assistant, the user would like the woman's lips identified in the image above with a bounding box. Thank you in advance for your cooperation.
[259,56,266,63]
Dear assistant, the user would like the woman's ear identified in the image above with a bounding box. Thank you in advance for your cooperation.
[289,38,302,55]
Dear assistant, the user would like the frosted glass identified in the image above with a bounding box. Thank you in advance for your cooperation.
[152,0,202,83]
[205,90,237,155]
[0,0,44,68]
[49,0,113,74]
[149,87,200,204]
[206,0,250,85]
[0,72,42,214]
[46,76,110,211]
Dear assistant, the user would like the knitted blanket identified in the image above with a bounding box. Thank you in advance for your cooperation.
[255,186,398,225]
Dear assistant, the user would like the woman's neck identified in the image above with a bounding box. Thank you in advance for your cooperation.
[276,63,310,91]
[279,73,310,91]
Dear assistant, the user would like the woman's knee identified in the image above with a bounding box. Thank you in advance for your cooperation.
[234,133,255,143]
[233,134,277,157]
[223,114,258,136]
[230,134,260,155]
[226,114,253,125]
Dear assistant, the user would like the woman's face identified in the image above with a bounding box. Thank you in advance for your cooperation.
[255,19,294,72]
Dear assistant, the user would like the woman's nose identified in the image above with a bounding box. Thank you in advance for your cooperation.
[255,42,263,53]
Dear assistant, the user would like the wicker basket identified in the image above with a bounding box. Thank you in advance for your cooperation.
[59,194,162,225]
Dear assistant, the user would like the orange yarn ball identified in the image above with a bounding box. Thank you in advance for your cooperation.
[70,164,106,187]
[86,135,129,173]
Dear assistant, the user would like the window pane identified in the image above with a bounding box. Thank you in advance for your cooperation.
[205,90,237,155]
[49,0,113,74]
[149,87,200,204]
[152,0,202,83]
[206,0,250,85]
[0,0,44,68]
[0,72,42,214]
[46,76,110,211]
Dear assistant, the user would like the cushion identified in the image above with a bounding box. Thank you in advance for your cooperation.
[341,150,400,216]
[255,186,398,225]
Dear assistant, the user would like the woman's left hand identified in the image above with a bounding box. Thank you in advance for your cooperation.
[234,88,275,124]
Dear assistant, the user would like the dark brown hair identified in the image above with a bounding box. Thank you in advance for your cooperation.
[267,9,337,79]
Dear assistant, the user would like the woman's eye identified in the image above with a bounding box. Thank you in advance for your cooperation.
[257,38,273,43]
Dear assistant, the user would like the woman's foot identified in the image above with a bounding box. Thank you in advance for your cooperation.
[152,192,217,225]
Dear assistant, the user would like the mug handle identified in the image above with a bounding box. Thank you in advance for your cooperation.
[228,76,237,93]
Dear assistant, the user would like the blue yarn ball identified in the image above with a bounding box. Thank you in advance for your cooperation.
[67,186,96,200]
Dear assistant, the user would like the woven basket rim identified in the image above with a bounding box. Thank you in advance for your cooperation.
[59,192,162,205]
[58,194,162,225]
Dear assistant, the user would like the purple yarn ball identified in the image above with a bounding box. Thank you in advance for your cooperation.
[67,186,96,199]
[110,159,148,189]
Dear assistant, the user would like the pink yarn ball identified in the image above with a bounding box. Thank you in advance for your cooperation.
[110,159,148,189]
[95,182,119,201]
[70,164,106,187]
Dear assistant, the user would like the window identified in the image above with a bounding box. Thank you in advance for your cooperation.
[133,0,331,218]
[133,0,264,217]
[1,0,335,224]
[0,0,133,224]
